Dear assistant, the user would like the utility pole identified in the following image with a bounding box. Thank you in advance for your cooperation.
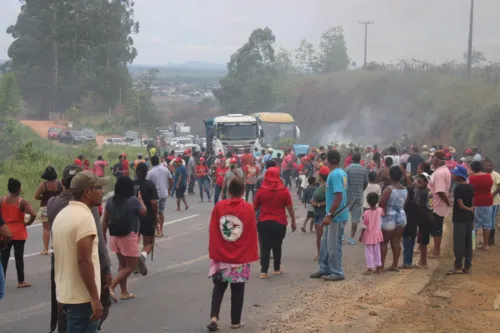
[137,89,142,147]
[359,20,374,69]
[466,0,475,78]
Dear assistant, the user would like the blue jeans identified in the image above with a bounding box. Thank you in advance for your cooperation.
[198,177,211,201]
[318,221,346,277]
[63,303,100,333]
[0,262,5,301]
[402,236,415,266]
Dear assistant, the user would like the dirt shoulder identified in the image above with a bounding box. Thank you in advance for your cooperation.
[376,221,500,333]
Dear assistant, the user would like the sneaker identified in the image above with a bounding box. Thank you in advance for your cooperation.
[342,235,345,242]
[138,254,148,276]
[310,271,328,279]
[323,274,345,282]
[347,238,356,245]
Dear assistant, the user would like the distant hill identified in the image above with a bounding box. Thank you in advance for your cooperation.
[129,61,226,80]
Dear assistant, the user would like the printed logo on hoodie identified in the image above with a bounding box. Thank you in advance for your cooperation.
[219,215,243,242]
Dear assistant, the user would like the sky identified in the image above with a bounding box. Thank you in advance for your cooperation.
[1,0,499,66]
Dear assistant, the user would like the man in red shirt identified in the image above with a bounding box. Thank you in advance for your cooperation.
[244,159,260,202]
[240,148,254,170]
[196,157,211,202]
[74,154,84,167]
[213,158,227,205]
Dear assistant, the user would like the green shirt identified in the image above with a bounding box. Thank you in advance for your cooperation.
[312,184,326,216]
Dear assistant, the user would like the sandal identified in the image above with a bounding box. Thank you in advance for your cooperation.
[40,251,49,255]
[462,268,472,274]
[385,266,400,272]
[109,289,118,303]
[272,271,283,276]
[300,226,306,233]
[362,269,374,275]
[399,264,413,270]
[446,268,459,275]
[207,321,219,332]
[231,324,245,329]
[120,293,136,300]
[17,282,31,288]
[260,273,268,279]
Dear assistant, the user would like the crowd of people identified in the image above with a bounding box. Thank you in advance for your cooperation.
[0,142,497,332]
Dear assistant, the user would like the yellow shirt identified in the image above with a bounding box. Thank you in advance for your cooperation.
[52,201,100,304]
[491,171,500,206]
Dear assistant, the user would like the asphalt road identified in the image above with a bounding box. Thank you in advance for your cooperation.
[0,193,366,333]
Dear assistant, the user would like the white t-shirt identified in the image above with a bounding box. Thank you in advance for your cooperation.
[491,171,500,206]
[363,183,382,209]
[52,201,100,304]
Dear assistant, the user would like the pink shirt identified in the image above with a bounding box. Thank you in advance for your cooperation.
[361,208,384,245]
[428,165,451,217]
[93,160,108,177]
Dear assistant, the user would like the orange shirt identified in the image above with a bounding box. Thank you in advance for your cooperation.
[1,197,27,240]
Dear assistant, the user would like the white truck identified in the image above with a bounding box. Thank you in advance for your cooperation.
[209,114,258,155]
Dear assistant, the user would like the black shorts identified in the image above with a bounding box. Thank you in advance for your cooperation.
[307,211,314,219]
[175,185,187,199]
[140,221,156,237]
[430,213,444,237]
[418,220,431,245]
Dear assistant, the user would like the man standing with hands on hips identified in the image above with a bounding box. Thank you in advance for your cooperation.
[310,149,349,282]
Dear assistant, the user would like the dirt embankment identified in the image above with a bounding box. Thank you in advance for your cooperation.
[20,120,107,147]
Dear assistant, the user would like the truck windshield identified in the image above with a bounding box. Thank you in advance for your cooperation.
[261,122,295,143]
[216,123,257,140]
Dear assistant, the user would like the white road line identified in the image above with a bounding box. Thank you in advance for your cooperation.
[16,215,200,260]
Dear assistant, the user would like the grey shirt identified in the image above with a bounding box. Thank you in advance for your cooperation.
[345,163,368,202]
[187,156,197,176]
[47,191,111,276]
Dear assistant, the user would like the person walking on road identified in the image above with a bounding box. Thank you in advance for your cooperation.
[187,150,197,195]
[146,156,172,237]
[93,155,109,177]
[213,158,227,205]
[173,157,189,211]
[345,152,368,245]
[52,171,108,332]
[222,158,243,200]
[310,166,330,261]
[34,166,62,255]
[0,178,36,289]
[103,176,146,302]
[135,163,159,274]
[254,167,297,279]
[196,157,211,202]
[310,149,349,282]
[47,165,113,333]
[243,158,259,202]
[207,177,258,331]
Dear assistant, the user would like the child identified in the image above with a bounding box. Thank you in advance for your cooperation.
[401,185,418,269]
[447,166,474,275]
[415,173,433,269]
[301,177,316,233]
[363,171,381,210]
[359,192,384,275]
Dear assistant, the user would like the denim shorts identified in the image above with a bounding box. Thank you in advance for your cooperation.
[158,197,167,212]
[381,211,407,230]
[62,302,100,333]
[475,206,494,230]
[314,215,325,225]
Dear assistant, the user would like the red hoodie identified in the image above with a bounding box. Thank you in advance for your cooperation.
[209,198,259,264]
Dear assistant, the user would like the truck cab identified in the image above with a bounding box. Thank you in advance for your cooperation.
[204,114,258,156]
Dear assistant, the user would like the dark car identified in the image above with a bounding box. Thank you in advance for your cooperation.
[81,128,97,141]
[58,131,88,145]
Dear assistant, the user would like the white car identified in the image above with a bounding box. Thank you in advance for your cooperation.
[104,137,127,146]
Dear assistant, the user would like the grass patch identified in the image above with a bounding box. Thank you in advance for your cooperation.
[0,125,145,206]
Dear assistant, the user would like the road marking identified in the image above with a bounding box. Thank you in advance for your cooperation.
[17,215,200,260]
[149,254,208,276]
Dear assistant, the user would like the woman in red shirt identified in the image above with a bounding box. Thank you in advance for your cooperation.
[253,167,297,279]
[213,158,227,205]
[0,178,37,288]
[196,157,211,202]
[468,160,494,250]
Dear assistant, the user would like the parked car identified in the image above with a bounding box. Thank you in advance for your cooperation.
[81,128,97,141]
[124,131,139,143]
[104,137,127,146]
[47,127,63,140]
[59,131,88,145]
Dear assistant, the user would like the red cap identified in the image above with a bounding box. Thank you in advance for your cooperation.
[188,148,192,153]
[218,152,223,156]
[302,156,309,161]
[309,153,315,159]
[311,147,317,152]
[230,158,237,164]
[175,157,183,163]
[445,153,452,159]
[465,148,473,154]
[122,153,127,157]
[319,166,330,176]
[199,157,205,162]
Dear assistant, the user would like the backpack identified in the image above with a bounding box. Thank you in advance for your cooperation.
[108,198,136,236]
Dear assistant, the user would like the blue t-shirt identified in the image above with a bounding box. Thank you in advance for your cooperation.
[174,165,187,187]
[325,168,348,222]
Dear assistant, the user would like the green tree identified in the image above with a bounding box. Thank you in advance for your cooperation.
[126,69,159,128]
[294,39,317,74]
[214,27,278,114]
[0,73,23,117]
[463,49,486,67]
[6,0,138,118]
[316,26,350,73]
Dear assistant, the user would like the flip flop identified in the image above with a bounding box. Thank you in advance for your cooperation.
[17,282,31,288]
[446,268,460,275]
[120,293,136,300]
[207,321,219,332]
[259,273,268,279]
[300,227,306,233]
[109,289,118,303]
[231,324,245,329]
[272,271,283,276]
[40,251,49,255]
[385,267,400,272]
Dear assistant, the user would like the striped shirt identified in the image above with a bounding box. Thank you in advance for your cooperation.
[345,163,368,202]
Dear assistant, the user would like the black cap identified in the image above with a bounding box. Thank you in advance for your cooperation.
[63,165,83,180]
